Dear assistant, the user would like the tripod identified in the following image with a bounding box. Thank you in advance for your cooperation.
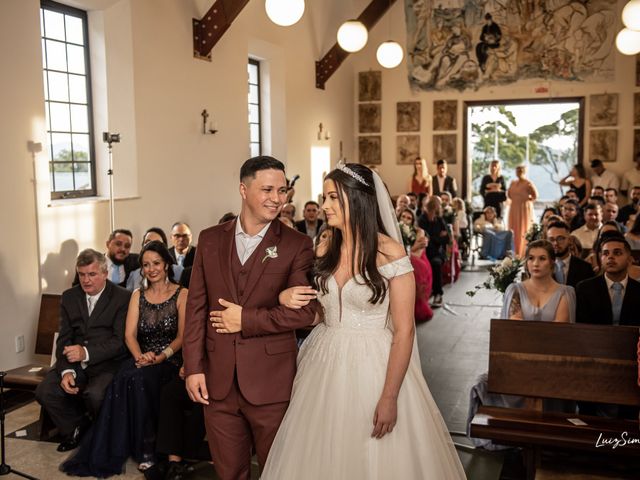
[0,372,39,479]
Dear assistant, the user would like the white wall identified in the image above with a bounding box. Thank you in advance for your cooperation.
[350,0,637,197]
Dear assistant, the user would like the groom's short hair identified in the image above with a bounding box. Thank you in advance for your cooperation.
[240,156,286,182]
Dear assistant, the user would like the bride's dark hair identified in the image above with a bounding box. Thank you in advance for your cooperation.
[316,163,390,304]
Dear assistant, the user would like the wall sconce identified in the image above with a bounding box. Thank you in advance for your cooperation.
[201,109,218,135]
[317,122,330,141]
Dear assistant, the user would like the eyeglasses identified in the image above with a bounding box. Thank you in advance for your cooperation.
[547,236,568,244]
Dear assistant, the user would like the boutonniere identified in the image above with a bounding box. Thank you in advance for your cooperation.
[262,245,278,263]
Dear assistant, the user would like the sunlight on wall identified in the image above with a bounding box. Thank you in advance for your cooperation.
[311,145,330,204]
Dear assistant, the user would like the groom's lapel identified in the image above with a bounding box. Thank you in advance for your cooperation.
[219,220,239,304]
[240,221,281,304]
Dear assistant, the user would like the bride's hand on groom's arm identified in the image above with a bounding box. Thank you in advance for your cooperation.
[278,286,317,310]
[372,396,398,439]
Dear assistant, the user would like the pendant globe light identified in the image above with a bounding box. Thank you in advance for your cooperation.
[616,28,640,55]
[622,0,640,31]
[265,0,305,27]
[337,20,368,52]
[376,40,403,68]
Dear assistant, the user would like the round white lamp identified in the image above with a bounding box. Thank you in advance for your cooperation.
[615,28,640,55]
[622,0,640,31]
[337,20,368,53]
[376,41,404,68]
[265,0,305,27]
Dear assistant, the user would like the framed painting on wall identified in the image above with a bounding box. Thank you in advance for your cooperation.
[397,102,421,132]
[359,71,382,102]
[635,93,640,126]
[637,55,640,87]
[433,100,457,130]
[433,134,457,164]
[397,135,420,165]
[359,104,381,133]
[589,129,617,163]
[589,94,618,127]
[634,130,640,159]
[359,136,382,165]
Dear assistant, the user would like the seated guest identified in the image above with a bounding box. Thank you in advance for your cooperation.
[619,186,640,225]
[295,201,323,239]
[279,216,295,228]
[169,222,196,268]
[280,202,296,222]
[558,195,570,209]
[36,249,131,452]
[400,222,433,323]
[395,194,411,218]
[584,221,622,272]
[418,197,449,308]
[540,208,559,239]
[562,199,583,231]
[591,185,605,198]
[398,208,416,228]
[591,158,620,192]
[432,159,458,198]
[473,206,513,260]
[406,192,418,213]
[566,189,580,202]
[502,239,574,322]
[218,212,236,224]
[568,234,583,258]
[589,195,606,207]
[546,221,594,289]
[571,203,602,249]
[604,188,618,206]
[451,197,468,241]
[62,241,187,476]
[602,202,623,229]
[127,227,183,291]
[439,191,453,212]
[624,213,640,250]
[576,234,640,326]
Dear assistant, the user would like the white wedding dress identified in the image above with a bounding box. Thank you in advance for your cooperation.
[261,257,466,479]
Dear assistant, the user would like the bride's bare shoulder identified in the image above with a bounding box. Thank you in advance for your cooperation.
[377,233,406,261]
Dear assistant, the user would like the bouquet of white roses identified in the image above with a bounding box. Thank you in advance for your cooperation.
[466,255,524,297]
[525,223,542,242]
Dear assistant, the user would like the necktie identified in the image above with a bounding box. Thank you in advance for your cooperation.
[111,265,120,284]
[555,259,565,284]
[87,296,95,316]
[177,254,185,267]
[611,282,623,326]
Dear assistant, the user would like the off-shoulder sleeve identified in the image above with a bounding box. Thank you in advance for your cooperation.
[386,256,413,278]
[501,283,517,319]
[563,285,576,324]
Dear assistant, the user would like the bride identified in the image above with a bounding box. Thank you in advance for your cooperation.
[261,163,466,479]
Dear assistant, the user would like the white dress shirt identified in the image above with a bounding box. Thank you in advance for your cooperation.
[621,168,640,193]
[235,219,271,265]
[591,169,620,191]
[571,224,601,250]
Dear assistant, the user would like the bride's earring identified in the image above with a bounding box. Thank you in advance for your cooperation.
[165,266,169,284]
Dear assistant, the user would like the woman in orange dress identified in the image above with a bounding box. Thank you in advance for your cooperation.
[508,165,538,257]
[408,157,432,195]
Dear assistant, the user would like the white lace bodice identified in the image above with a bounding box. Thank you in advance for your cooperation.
[319,256,413,330]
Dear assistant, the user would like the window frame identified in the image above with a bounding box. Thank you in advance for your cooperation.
[248,58,262,157]
[41,0,97,200]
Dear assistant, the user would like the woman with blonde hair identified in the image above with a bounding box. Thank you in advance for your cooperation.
[408,157,432,195]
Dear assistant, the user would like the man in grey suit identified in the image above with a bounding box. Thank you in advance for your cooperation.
[35,249,131,452]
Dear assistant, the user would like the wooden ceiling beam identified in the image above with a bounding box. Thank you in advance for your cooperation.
[193,0,251,61]
[315,0,397,90]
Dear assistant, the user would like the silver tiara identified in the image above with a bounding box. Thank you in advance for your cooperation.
[336,161,369,187]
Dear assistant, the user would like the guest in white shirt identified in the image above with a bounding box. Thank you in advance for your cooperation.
[571,203,602,250]
[590,158,620,191]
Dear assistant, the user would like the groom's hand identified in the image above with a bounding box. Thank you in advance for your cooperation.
[210,298,242,334]
[185,373,210,405]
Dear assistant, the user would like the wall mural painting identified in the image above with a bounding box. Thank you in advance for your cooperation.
[397,135,421,164]
[433,133,457,163]
[404,0,615,92]
[589,129,617,163]
[397,102,421,132]
[589,93,618,127]
[359,136,382,165]
[359,104,382,133]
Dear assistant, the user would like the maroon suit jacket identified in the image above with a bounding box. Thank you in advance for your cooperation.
[183,219,316,405]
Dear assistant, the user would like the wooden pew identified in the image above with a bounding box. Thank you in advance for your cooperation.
[470,319,640,480]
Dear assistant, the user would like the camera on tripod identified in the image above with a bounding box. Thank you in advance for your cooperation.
[102,132,121,145]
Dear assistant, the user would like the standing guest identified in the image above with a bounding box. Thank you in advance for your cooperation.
[621,153,640,196]
[604,188,619,206]
[61,241,187,476]
[127,227,183,291]
[561,199,584,231]
[625,214,640,250]
[295,201,323,239]
[280,202,296,222]
[547,221,594,289]
[619,186,640,225]
[418,197,449,307]
[572,203,602,250]
[560,164,591,207]
[591,185,605,198]
[408,156,432,196]
[590,158,620,192]
[395,194,411,218]
[576,235,640,326]
[473,206,513,260]
[479,159,507,218]
[432,159,458,198]
[169,222,196,268]
[35,249,131,453]
[508,164,538,257]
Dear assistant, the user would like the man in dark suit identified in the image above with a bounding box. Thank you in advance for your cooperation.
[576,235,640,326]
[169,222,197,268]
[183,156,317,479]
[294,201,323,239]
[432,159,458,198]
[36,249,131,452]
[546,221,594,289]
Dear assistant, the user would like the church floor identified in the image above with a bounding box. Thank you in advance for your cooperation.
[2,265,635,479]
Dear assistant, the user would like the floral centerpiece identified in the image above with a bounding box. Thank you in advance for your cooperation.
[466,255,525,297]
[525,223,542,242]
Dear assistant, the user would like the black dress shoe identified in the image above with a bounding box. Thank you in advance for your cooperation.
[57,419,89,452]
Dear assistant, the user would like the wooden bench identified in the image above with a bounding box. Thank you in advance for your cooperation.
[470,319,640,480]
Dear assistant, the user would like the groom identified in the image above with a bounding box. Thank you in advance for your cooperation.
[183,156,317,479]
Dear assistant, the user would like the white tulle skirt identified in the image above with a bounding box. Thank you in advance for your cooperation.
[261,323,467,479]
